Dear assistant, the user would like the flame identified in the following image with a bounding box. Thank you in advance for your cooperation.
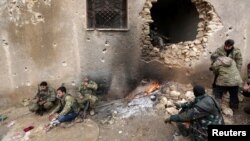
[144,81,160,96]
[126,81,160,100]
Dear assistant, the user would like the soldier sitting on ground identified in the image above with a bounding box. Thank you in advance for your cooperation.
[45,86,79,131]
[77,76,98,122]
[164,85,224,141]
[29,81,56,115]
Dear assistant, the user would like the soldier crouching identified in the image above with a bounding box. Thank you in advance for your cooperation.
[164,85,224,141]
[29,81,56,115]
[77,77,98,121]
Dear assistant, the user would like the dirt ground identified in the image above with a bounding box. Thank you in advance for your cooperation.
[0,105,177,141]
[1,84,250,141]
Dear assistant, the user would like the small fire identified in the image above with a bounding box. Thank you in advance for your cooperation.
[144,81,160,96]
[126,81,160,100]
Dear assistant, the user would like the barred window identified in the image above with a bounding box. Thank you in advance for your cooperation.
[87,0,128,29]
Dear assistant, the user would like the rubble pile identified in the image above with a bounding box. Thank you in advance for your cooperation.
[140,0,223,68]
[156,81,244,125]
[98,81,242,126]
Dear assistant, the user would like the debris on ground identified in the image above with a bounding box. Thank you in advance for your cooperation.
[0,114,7,122]
[1,81,249,141]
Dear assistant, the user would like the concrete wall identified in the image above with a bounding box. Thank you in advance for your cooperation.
[194,0,250,84]
[0,0,145,107]
[140,0,250,87]
[1,0,250,107]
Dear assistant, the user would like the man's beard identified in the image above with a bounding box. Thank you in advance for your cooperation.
[225,47,234,56]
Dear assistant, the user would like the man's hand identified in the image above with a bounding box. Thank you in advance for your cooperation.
[84,82,88,86]
[164,117,171,123]
[38,100,46,105]
[174,103,182,110]
[79,95,84,99]
[49,113,59,121]
[164,115,171,124]
[243,82,250,92]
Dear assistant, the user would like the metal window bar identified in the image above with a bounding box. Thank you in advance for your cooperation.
[87,0,127,29]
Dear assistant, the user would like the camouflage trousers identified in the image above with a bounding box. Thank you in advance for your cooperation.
[78,94,98,109]
[29,101,54,112]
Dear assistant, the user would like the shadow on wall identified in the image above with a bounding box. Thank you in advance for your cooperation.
[139,60,214,88]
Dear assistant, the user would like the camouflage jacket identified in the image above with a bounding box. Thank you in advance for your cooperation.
[170,95,224,141]
[52,94,79,116]
[211,46,242,71]
[211,56,242,86]
[79,80,98,96]
[35,87,56,103]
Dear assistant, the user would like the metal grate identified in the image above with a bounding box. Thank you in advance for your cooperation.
[87,0,127,29]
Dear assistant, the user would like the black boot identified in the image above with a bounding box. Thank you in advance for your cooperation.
[35,109,43,116]
[229,103,239,110]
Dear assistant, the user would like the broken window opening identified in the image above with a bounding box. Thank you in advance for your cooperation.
[150,0,199,44]
[87,0,128,29]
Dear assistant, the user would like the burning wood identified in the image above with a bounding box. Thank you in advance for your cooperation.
[126,81,160,100]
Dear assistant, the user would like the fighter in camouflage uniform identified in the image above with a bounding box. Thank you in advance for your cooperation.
[45,86,79,131]
[165,85,224,141]
[211,39,242,71]
[29,81,56,115]
[210,56,242,109]
[78,77,98,114]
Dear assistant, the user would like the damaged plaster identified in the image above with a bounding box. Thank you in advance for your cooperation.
[140,0,223,68]
[0,0,250,107]
[7,0,51,26]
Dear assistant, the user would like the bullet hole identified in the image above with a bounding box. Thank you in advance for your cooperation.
[105,40,110,46]
[53,43,57,47]
[101,58,105,63]
[24,67,28,71]
[4,42,8,45]
[62,61,67,66]
[87,38,90,41]
[226,34,229,37]
[228,26,233,30]
[243,37,246,40]
[103,48,107,54]
[71,81,76,86]
[37,14,43,19]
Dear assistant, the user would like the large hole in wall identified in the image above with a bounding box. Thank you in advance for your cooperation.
[150,0,199,44]
[140,0,222,67]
